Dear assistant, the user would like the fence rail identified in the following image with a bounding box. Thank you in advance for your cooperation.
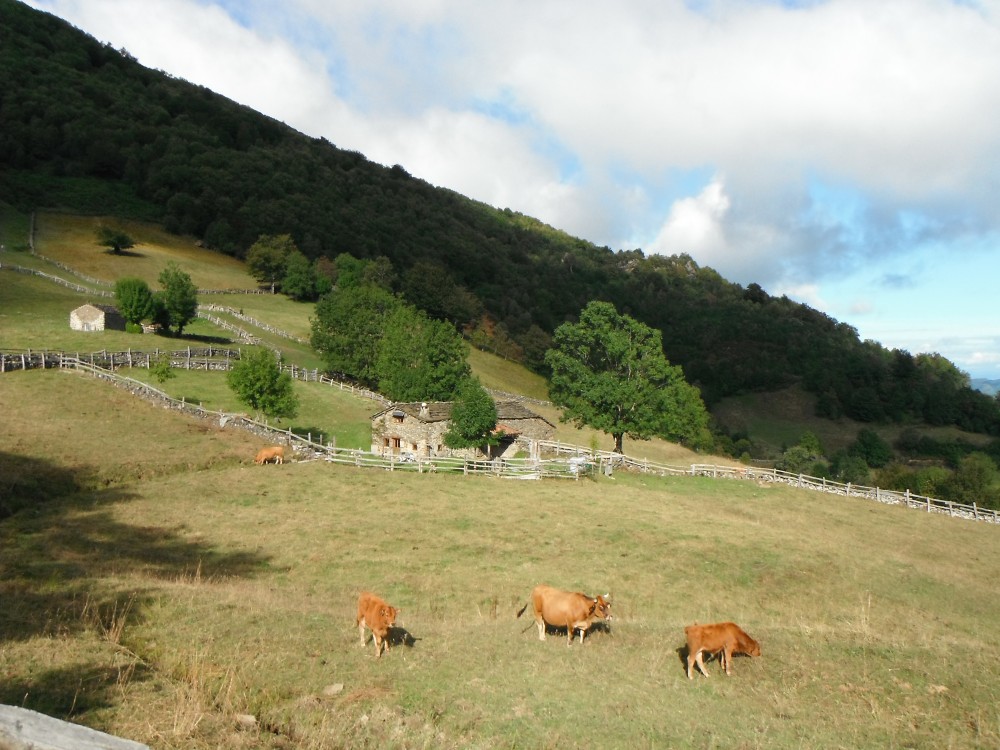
[529,441,1000,524]
[0,348,389,404]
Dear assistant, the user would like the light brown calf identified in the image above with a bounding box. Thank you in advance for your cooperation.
[685,621,761,678]
[253,446,285,465]
[356,592,400,658]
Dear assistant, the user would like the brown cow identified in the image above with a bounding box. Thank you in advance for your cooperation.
[254,446,285,465]
[356,591,400,658]
[685,621,761,679]
[516,584,612,646]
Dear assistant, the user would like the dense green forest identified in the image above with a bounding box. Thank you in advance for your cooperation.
[2,0,998,436]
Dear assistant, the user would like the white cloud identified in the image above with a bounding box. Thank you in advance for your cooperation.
[649,177,730,259]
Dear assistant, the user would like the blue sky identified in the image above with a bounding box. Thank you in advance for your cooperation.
[27,0,1000,380]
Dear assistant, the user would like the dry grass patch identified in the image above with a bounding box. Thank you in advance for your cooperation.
[33,212,258,290]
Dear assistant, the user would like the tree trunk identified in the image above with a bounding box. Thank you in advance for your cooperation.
[613,433,624,453]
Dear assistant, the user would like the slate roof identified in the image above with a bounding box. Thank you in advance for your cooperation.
[373,400,554,427]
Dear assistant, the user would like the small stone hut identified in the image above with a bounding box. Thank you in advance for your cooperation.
[371,400,556,459]
[70,303,125,332]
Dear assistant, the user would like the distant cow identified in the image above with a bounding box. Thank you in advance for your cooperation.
[254,446,284,465]
[356,592,400,658]
[685,621,761,679]
[516,584,612,646]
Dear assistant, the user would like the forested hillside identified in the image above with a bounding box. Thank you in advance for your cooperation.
[2,0,998,435]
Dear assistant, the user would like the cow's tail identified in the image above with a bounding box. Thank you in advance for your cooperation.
[515,601,529,618]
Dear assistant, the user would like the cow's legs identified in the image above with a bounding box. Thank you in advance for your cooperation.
[358,618,367,646]
[535,616,546,641]
[722,646,733,675]
[695,649,709,677]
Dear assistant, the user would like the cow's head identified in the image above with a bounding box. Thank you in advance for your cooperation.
[381,606,399,626]
[595,594,612,620]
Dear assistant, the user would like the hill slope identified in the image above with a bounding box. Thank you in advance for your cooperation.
[1,0,998,436]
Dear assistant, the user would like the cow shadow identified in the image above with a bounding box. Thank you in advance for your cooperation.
[387,625,419,649]
[530,621,613,642]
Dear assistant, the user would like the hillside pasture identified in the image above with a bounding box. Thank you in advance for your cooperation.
[2,369,999,749]
[32,211,259,290]
[714,384,994,458]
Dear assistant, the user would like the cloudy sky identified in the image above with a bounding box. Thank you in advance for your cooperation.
[27,0,1000,379]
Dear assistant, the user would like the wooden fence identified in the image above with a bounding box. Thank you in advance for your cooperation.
[0,348,388,404]
[532,440,999,524]
[4,350,999,524]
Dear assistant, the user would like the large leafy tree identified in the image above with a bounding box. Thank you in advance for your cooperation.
[246,233,296,293]
[156,262,198,336]
[444,377,499,451]
[310,285,403,386]
[375,305,470,401]
[227,347,299,421]
[545,300,710,454]
[113,276,154,327]
[282,250,323,301]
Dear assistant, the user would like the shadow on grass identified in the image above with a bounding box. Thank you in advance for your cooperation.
[519,619,615,644]
[0,661,154,720]
[0,450,273,720]
[103,249,145,258]
[290,425,329,444]
[154,331,233,345]
[387,625,419,649]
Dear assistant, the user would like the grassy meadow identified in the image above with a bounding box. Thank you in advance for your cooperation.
[2,208,1000,748]
[2,371,1000,749]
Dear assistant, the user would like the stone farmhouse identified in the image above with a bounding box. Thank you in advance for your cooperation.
[69,303,125,332]
[371,400,556,460]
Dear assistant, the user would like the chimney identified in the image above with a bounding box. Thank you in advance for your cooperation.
[420,402,428,417]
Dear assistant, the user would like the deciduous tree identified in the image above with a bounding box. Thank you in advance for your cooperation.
[545,301,710,454]
[156,262,198,336]
[444,377,499,452]
[113,276,154,327]
[281,250,320,301]
[246,233,296,293]
[311,285,402,386]
[97,226,134,255]
[375,306,470,402]
[226,346,299,421]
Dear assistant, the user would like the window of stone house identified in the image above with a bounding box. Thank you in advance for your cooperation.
[392,437,401,449]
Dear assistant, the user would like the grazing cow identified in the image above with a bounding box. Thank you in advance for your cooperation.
[254,446,284,465]
[685,621,761,679]
[356,592,400,658]
[516,584,612,646]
